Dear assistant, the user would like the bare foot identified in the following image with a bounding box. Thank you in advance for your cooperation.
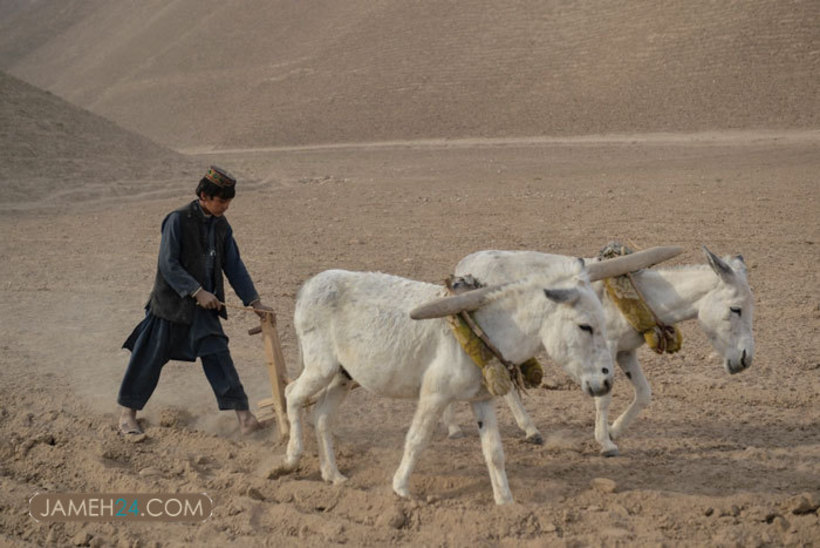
[236,410,267,435]
[118,407,143,435]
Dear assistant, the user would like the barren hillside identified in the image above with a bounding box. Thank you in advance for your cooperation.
[0,72,203,210]
[1,0,817,149]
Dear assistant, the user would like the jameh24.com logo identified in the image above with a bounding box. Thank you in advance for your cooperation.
[29,493,213,522]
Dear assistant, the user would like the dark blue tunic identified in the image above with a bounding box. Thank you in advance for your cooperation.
[123,207,259,360]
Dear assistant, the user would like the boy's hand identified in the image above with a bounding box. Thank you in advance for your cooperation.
[195,289,222,310]
[252,301,276,323]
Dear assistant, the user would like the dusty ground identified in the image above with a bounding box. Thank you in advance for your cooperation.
[1,128,819,546]
[0,1,818,545]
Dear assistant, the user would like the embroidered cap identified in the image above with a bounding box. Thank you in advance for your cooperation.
[204,165,236,188]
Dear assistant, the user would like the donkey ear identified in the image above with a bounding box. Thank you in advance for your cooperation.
[703,246,735,283]
[730,254,748,275]
[571,257,586,278]
[543,288,580,305]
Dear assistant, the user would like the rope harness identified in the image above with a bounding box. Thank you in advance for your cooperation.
[599,242,682,354]
[445,275,543,396]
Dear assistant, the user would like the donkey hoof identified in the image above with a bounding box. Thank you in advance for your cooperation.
[264,457,298,479]
[600,447,620,458]
[392,482,411,499]
[447,429,465,440]
[326,472,348,485]
[525,433,544,445]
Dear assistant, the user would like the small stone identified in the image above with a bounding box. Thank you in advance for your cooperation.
[771,515,790,532]
[138,467,163,477]
[600,527,631,538]
[37,434,56,446]
[246,487,265,501]
[789,493,820,515]
[72,531,92,546]
[378,507,407,529]
[590,477,617,493]
[124,432,147,444]
[610,503,630,517]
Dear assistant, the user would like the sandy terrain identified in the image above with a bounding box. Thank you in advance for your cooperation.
[2,121,818,545]
[1,1,819,546]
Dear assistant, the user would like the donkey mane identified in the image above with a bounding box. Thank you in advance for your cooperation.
[478,256,587,305]
[654,259,748,281]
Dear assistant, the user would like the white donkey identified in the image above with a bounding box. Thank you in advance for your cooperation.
[443,246,755,456]
[280,249,674,504]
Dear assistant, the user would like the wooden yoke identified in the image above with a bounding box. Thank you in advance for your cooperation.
[249,315,289,440]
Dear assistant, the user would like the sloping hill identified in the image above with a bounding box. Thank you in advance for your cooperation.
[0,71,202,209]
[0,0,817,149]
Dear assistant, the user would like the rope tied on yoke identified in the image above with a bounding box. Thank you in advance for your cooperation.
[444,275,543,396]
[599,242,682,354]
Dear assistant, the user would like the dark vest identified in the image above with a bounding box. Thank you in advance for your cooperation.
[148,201,229,324]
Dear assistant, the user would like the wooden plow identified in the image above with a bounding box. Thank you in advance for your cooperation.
[248,315,289,440]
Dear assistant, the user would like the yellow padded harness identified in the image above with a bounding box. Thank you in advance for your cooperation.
[444,276,543,396]
[600,243,682,354]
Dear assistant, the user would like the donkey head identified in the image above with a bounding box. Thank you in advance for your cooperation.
[537,266,614,397]
[698,246,755,374]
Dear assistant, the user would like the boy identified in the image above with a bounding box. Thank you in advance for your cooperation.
[117,166,273,435]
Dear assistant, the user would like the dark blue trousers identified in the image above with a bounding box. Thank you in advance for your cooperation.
[118,313,249,411]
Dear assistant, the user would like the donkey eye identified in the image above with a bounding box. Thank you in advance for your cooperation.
[579,324,594,334]
[730,307,742,317]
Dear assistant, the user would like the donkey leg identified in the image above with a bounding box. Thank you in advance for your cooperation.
[441,403,465,439]
[594,393,619,456]
[471,399,513,504]
[610,350,651,440]
[313,373,353,484]
[285,359,337,470]
[504,390,542,444]
[392,394,449,499]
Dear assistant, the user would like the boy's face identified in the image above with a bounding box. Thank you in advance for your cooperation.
[199,194,232,217]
